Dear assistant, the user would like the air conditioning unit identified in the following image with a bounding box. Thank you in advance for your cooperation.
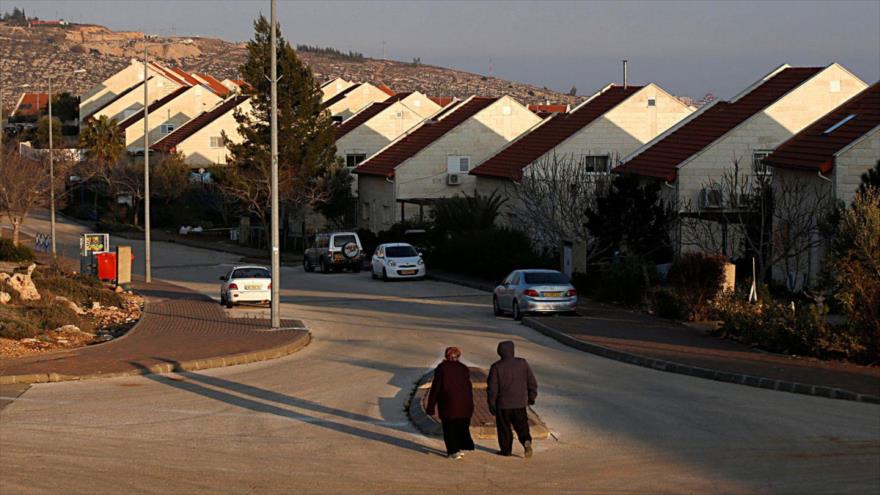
[447,173,462,186]
[700,186,723,209]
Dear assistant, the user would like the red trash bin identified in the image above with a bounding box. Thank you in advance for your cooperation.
[95,252,117,281]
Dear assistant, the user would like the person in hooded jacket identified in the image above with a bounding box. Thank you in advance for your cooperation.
[426,347,475,459]
[487,340,538,458]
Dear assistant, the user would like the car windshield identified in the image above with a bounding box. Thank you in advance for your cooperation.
[385,245,417,258]
[523,272,568,284]
[232,268,270,279]
[333,235,356,247]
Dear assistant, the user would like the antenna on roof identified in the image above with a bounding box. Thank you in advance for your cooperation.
[622,60,628,89]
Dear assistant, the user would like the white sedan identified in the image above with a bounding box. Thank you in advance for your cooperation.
[219,265,272,308]
[371,243,425,281]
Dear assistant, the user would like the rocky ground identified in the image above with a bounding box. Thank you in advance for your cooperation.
[0,253,144,359]
[0,21,580,115]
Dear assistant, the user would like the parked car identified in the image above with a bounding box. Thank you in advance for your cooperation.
[493,269,577,320]
[219,265,271,309]
[303,231,365,273]
[371,242,426,281]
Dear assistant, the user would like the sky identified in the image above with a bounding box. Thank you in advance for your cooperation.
[9,0,880,98]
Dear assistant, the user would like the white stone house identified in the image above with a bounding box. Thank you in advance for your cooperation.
[323,82,395,122]
[79,61,190,123]
[352,95,542,232]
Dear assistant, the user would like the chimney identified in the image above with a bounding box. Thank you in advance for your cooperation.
[622,60,628,89]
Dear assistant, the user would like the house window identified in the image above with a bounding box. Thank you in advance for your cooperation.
[160,124,175,134]
[647,98,656,107]
[346,153,367,169]
[753,150,773,176]
[210,136,224,148]
[581,155,610,173]
[447,155,471,174]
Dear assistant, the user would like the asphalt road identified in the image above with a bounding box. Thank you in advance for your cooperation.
[2,213,879,494]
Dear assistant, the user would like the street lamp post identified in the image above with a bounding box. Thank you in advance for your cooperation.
[269,0,281,328]
[143,37,152,283]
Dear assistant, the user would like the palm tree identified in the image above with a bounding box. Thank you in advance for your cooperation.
[78,115,125,218]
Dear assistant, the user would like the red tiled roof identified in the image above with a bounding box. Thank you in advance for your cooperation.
[116,86,189,131]
[335,102,392,140]
[471,86,642,179]
[764,82,879,174]
[150,95,249,153]
[428,96,454,107]
[354,97,496,178]
[615,67,824,180]
[149,62,187,86]
[527,104,569,114]
[376,83,395,97]
[12,92,48,117]
[323,83,361,108]
[195,73,230,96]
[168,67,200,86]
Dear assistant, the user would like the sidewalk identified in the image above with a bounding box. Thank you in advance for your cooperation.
[0,279,309,384]
[427,270,880,403]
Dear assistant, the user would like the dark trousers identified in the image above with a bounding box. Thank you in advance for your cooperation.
[441,418,474,455]
[496,408,531,455]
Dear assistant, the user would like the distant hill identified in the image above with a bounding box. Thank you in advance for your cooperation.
[0,21,580,113]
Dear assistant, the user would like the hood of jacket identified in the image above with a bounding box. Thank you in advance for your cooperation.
[497,340,515,360]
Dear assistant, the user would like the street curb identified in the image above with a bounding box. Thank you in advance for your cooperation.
[0,332,311,385]
[407,369,550,440]
[522,317,880,405]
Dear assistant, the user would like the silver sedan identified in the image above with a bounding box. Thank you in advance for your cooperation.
[493,269,578,320]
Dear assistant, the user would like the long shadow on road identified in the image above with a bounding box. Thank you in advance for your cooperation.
[130,360,446,457]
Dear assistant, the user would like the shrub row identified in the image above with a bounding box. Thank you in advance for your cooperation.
[0,238,35,262]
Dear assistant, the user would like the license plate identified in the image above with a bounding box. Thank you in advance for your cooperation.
[245,284,261,290]
[544,292,562,297]
[333,253,343,261]
[399,270,417,275]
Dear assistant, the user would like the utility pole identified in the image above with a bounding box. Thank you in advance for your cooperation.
[143,37,152,283]
[269,0,281,328]
[48,76,57,256]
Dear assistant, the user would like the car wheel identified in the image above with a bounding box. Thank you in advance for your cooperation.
[320,257,330,274]
[493,296,503,316]
[226,297,234,309]
[303,257,312,273]
[371,267,378,279]
[220,293,226,306]
[382,268,389,282]
[512,300,522,321]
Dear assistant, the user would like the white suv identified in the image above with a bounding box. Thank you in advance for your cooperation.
[303,232,364,273]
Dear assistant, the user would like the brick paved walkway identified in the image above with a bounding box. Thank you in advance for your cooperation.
[533,301,880,398]
[0,279,308,381]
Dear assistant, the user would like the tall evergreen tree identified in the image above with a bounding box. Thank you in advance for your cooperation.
[223,15,338,229]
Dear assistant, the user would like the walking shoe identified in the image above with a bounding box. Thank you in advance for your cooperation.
[496,451,511,457]
[523,441,533,458]
[450,452,464,460]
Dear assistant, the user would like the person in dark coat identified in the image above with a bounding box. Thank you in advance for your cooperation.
[426,347,475,459]
[487,340,538,458]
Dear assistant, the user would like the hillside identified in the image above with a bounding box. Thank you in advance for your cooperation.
[0,21,579,113]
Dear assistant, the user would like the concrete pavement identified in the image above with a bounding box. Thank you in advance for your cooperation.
[2,213,879,494]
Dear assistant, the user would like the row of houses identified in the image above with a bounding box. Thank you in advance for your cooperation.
[76,61,879,285]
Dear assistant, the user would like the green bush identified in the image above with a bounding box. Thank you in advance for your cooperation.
[667,253,726,319]
[652,287,691,320]
[0,310,39,339]
[580,257,654,305]
[429,228,550,281]
[709,294,870,362]
[32,270,124,308]
[0,238,35,262]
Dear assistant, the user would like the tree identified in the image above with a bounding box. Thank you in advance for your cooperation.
[431,190,506,235]
[858,161,880,195]
[78,115,125,216]
[111,152,190,227]
[50,93,79,123]
[313,161,356,228]
[505,153,611,257]
[829,187,880,358]
[25,116,62,149]
[0,144,66,246]
[222,14,338,235]
[568,86,577,96]
[586,174,676,263]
